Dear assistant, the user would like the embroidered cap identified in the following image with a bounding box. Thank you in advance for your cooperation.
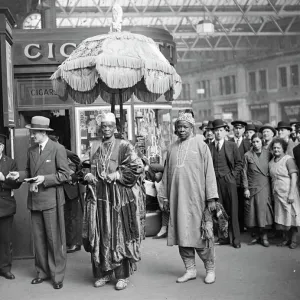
[101,112,116,123]
[176,112,195,126]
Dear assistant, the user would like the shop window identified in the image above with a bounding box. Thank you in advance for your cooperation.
[249,71,256,91]
[207,80,211,97]
[279,66,287,88]
[219,77,223,95]
[224,76,231,95]
[291,65,299,86]
[259,70,267,90]
[231,75,236,94]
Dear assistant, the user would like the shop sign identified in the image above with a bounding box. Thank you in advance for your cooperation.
[222,104,237,113]
[283,104,300,118]
[249,104,268,110]
[29,87,57,97]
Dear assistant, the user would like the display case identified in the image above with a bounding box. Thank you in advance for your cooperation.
[75,104,172,162]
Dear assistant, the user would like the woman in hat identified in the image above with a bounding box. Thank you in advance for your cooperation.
[269,138,300,249]
[242,133,273,247]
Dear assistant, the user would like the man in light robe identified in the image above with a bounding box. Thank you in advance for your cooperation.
[83,112,145,291]
[158,111,218,285]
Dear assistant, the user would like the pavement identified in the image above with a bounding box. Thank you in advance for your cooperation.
[1,234,300,300]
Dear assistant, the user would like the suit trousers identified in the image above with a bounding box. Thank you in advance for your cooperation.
[92,258,130,280]
[216,175,241,244]
[179,246,215,272]
[31,205,67,283]
[64,197,83,246]
[0,215,13,272]
[237,187,245,232]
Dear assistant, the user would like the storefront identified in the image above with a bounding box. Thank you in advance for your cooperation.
[249,103,269,124]
[222,103,238,122]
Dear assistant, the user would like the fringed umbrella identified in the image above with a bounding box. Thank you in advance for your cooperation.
[51,3,182,132]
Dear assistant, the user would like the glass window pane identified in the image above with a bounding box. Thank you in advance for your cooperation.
[291,65,299,86]
[259,70,267,90]
[231,76,236,94]
[279,67,287,87]
[224,76,231,95]
[219,78,223,95]
[249,72,256,91]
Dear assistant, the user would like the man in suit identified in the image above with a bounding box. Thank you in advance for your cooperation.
[276,121,296,157]
[48,133,83,254]
[229,120,251,232]
[7,116,70,289]
[0,134,21,280]
[204,121,215,145]
[208,119,243,248]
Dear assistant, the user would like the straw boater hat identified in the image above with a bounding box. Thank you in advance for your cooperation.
[275,121,292,131]
[25,116,53,131]
[259,123,276,136]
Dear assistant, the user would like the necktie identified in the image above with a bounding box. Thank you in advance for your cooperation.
[236,138,240,148]
[216,142,220,152]
[39,145,43,155]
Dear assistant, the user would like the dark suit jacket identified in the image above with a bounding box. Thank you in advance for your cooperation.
[293,144,300,170]
[0,155,20,217]
[228,137,251,158]
[64,149,81,200]
[19,138,70,211]
[208,140,243,183]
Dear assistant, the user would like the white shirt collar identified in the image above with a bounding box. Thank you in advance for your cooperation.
[215,139,224,148]
[39,137,49,151]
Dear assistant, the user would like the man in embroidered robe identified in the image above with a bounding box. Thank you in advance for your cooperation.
[158,111,218,285]
[83,113,144,291]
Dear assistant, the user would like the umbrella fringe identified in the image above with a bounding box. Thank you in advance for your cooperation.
[96,55,143,69]
[97,66,143,89]
[61,70,99,92]
[144,75,173,94]
[60,57,96,72]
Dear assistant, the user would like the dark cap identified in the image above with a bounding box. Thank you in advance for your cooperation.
[200,120,209,130]
[231,120,247,127]
[259,124,276,136]
[0,134,6,145]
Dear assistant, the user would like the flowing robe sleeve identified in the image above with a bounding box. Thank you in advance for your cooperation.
[202,142,219,202]
[117,140,144,188]
[157,147,170,200]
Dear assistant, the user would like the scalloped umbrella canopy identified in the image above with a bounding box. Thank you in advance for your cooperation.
[51,31,182,104]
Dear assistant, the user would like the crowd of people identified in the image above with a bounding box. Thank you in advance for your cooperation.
[0,111,300,292]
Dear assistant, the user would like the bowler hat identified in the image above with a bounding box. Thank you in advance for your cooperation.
[200,120,209,130]
[212,119,227,130]
[0,134,6,145]
[259,123,276,136]
[231,120,247,127]
[25,116,53,131]
[290,121,300,127]
[245,123,257,132]
[275,121,292,131]
[206,121,213,130]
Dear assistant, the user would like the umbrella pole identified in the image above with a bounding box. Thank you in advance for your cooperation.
[111,93,115,114]
[119,89,124,135]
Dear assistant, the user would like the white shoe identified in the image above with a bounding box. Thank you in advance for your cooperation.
[94,275,111,288]
[204,271,216,284]
[115,278,129,290]
[176,269,197,283]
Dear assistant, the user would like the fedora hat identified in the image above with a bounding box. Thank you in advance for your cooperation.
[290,121,300,126]
[259,123,276,136]
[212,119,227,130]
[245,123,257,132]
[231,120,247,127]
[275,121,292,131]
[25,116,53,131]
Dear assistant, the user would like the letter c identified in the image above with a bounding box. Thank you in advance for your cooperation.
[60,43,76,57]
[24,44,42,59]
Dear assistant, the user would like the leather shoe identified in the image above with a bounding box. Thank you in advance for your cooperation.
[31,278,45,284]
[53,282,63,289]
[261,239,270,247]
[0,271,15,280]
[152,232,167,239]
[233,243,241,249]
[67,245,81,253]
[218,238,230,245]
